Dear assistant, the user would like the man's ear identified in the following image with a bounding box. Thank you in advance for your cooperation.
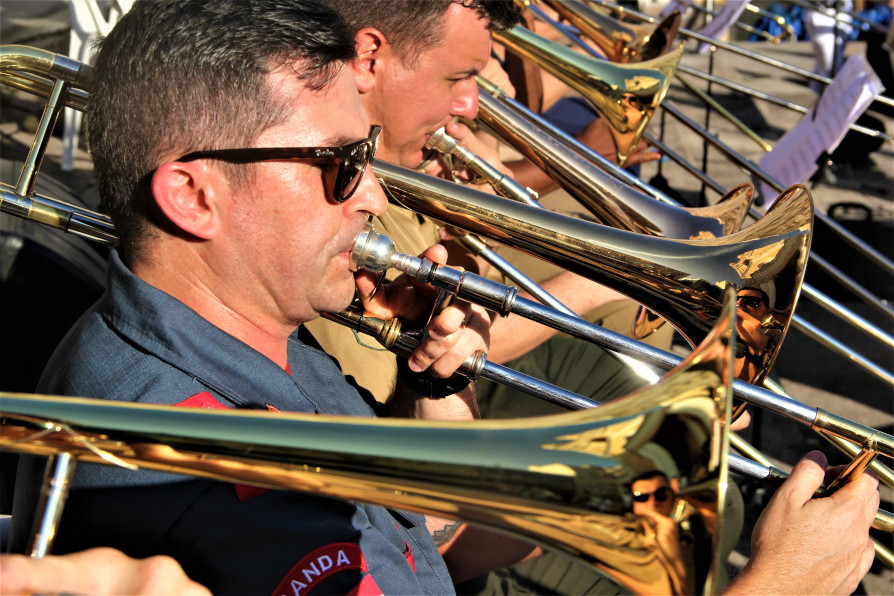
[352,27,389,93]
[151,161,222,240]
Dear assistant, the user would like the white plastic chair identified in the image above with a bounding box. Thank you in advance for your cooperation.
[62,0,134,171]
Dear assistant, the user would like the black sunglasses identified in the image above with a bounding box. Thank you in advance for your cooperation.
[632,486,672,503]
[737,295,766,308]
[177,124,381,203]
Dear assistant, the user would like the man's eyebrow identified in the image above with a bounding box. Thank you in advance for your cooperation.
[319,133,362,147]
[453,67,479,78]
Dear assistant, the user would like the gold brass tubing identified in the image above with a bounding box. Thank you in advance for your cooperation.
[586,0,894,108]
[1,326,735,596]
[729,435,892,544]
[16,77,68,198]
[1,187,70,232]
[0,72,89,112]
[324,308,402,350]
[811,409,893,459]
[824,446,878,495]
[823,433,894,488]
[729,433,774,468]
[28,452,76,558]
[873,511,894,534]
[675,74,773,153]
[873,538,894,568]
[0,45,92,91]
[0,183,117,244]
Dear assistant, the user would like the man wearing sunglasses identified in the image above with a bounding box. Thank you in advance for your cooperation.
[11,1,494,594]
[734,288,776,381]
[630,470,695,594]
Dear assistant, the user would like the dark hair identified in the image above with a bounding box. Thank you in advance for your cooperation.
[323,0,521,65]
[86,0,355,264]
[632,470,669,484]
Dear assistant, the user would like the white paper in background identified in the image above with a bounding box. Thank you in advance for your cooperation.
[662,0,689,17]
[757,53,884,206]
[697,0,749,54]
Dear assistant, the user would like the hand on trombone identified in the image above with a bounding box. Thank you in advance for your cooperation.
[422,119,515,191]
[723,451,879,595]
[355,241,492,421]
[0,548,210,596]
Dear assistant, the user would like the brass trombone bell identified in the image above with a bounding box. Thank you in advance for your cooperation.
[540,0,682,63]
[493,26,684,166]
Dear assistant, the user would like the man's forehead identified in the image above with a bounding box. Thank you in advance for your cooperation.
[263,65,369,145]
[423,3,492,68]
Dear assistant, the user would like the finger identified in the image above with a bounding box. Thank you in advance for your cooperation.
[833,536,876,595]
[408,328,459,373]
[635,507,672,527]
[729,408,751,432]
[781,451,828,504]
[827,470,880,531]
[856,537,876,588]
[444,120,475,143]
[410,302,468,372]
[1,549,117,595]
[419,243,448,266]
[354,269,383,306]
[430,308,490,378]
[427,299,470,340]
[625,149,661,167]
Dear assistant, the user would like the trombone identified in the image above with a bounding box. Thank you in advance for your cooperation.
[324,297,894,539]
[420,120,894,486]
[501,6,893,272]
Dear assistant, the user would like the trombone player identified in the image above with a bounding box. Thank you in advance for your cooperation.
[4,1,880,595]
[9,0,497,592]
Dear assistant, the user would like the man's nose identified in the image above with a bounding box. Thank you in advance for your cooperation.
[450,78,479,121]
[346,165,388,217]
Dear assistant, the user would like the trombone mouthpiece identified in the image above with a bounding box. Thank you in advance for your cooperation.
[350,226,428,278]
[351,226,394,272]
[427,127,460,154]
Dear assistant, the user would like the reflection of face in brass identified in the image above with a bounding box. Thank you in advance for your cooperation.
[632,472,674,517]
[736,288,769,319]
[734,287,773,384]
[620,92,645,130]
[611,92,648,163]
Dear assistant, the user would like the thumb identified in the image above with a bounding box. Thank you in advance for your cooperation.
[782,451,828,505]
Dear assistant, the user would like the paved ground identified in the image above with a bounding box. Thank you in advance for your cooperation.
[1,3,892,594]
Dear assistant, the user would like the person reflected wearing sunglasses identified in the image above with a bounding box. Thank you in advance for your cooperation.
[632,471,676,518]
[734,287,773,383]
[631,471,693,594]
